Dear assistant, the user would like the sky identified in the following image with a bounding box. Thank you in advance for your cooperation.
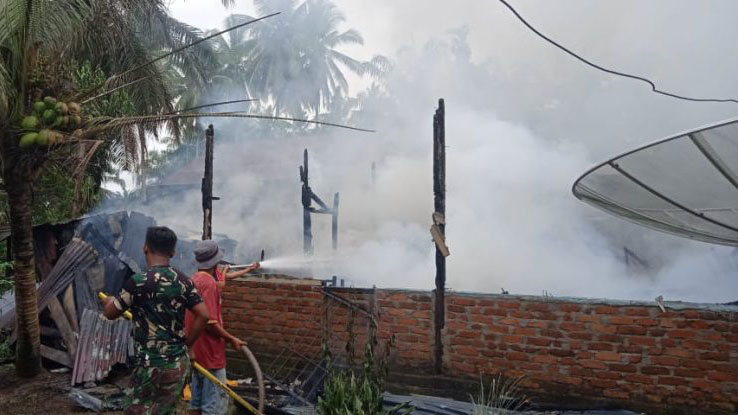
[153,0,738,302]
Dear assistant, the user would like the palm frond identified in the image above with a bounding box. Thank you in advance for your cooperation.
[79,111,374,139]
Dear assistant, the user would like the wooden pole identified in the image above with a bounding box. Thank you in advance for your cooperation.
[202,125,214,240]
[433,98,446,374]
[332,192,340,250]
[300,149,313,255]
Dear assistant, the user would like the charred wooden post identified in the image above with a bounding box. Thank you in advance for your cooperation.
[300,149,339,254]
[432,98,447,374]
[332,192,340,250]
[201,125,219,240]
[300,149,313,255]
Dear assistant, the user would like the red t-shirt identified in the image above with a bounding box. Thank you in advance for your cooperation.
[185,271,226,369]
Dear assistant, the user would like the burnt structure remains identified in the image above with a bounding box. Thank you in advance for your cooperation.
[300,149,340,254]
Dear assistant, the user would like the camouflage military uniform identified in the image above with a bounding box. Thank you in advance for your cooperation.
[113,266,202,415]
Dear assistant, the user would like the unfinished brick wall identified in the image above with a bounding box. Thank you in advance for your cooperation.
[444,294,738,414]
[221,276,324,360]
[221,276,738,414]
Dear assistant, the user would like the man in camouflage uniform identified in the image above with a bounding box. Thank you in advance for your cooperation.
[103,226,210,415]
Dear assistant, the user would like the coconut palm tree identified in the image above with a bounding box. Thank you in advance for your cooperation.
[0,0,217,377]
[232,0,389,118]
[1,0,367,377]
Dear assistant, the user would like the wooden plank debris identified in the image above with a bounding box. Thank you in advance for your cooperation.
[48,297,78,359]
[63,285,79,333]
[41,344,73,368]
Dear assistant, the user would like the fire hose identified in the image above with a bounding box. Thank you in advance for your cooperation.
[98,292,265,414]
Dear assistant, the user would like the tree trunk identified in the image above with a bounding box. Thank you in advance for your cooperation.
[6,173,41,377]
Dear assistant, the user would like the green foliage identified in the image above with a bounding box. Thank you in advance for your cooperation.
[318,322,411,415]
[0,260,13,296]
[470,374,529,414]
[0,339,12,362]
[74,62,136,118]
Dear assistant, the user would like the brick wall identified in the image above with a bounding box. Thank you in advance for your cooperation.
[222,276,738,414]
[444,294,738,414]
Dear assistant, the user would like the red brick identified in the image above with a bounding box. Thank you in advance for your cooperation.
[506,351,528,361]
[699,351,729,361]
[636,318,658,327]
[669,329,696,339]
[458,330,481,339]
[707,371,738,382]
[641,366,670,375]
[589,378,617,389]
[690,379,714,390]
[502,335,524,344]
[412,310,431,319]
[629,336,656,346]
[540,329,564,338]
[624,307,650,316]
[454,346,478,356]
[595,306,619,315]
[560,322,585,331]
[603,390,629,399]
[595,370,621,380]
[664,348,694,358]
[617,326,647,335]
[591,324,617,334]
[598,334,624,343]
[487,325,510,334]
[451,297,476,306]
[609,363,637,373]
[568,332,593,341]
[497,301,520,309]
[659,377,688,386]
[483,308,508,317]
[532,355,557,364]
[674,368,704,378]
[617,345,642,354]
[682,339,712,350]
[682,359,714,370]
[549,349,575,357]
[513,327,537,336]
[527,337,552,347]
[588,342,614,351]
[609,316,635,325]
[576,315,600,323]
[688,320,710,330]
[625,374,654,384]
[649,328,667,337]
[595,351,621,362]
[524,302,550,312]
[651,356,680,366]
[560,304,582,312]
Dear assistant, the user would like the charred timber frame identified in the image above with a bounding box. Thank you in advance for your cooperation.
[202,125,220,240]
[433,99,446,374]
[300,149,340,254]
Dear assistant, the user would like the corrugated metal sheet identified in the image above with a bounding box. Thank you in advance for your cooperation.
[0,238,97,331]
[72,308,133,385]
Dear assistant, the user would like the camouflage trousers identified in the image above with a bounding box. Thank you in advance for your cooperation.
[124,356,190,415]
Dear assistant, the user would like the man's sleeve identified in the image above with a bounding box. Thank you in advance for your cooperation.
[113,277,136,312]
[180,275,204,310]
[199,280,220,325]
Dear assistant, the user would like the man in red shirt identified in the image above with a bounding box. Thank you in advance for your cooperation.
[185,240,247,415]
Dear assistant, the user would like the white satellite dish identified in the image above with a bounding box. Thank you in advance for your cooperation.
[573,117,738,246]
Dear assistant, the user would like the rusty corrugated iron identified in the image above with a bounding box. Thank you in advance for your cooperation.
[72,308,133,385]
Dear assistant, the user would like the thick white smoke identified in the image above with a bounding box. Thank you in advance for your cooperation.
[106,7,738,303]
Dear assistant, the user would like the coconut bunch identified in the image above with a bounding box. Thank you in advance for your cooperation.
[18,96,84,150]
